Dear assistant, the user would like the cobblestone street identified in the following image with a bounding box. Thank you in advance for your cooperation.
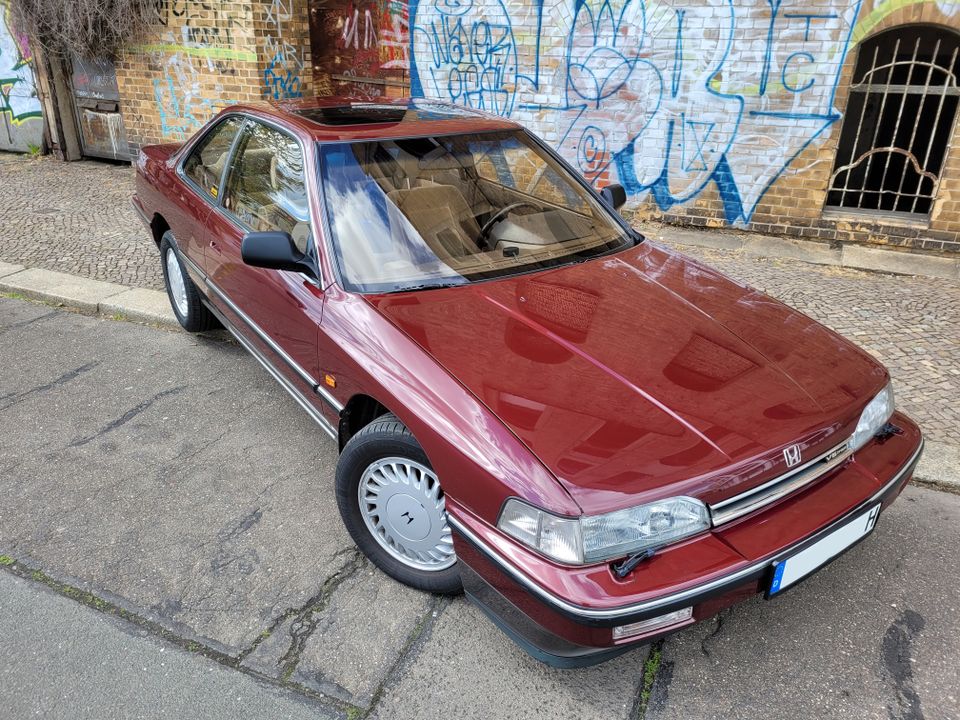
[2,152,958,445]
[0,154,162,290]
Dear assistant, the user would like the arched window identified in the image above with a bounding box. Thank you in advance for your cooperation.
[826,25,960,217]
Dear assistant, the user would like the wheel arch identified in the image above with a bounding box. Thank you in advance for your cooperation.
[338,393,393,451]
[150,213,171,248]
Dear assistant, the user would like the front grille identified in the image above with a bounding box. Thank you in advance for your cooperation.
[709,440,852,525]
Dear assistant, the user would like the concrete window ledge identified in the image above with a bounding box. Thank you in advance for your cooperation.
[655,229,960,281]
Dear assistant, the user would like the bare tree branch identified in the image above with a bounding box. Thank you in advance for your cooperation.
[10,0,158,59]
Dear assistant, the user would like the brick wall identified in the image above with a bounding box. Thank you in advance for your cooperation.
[116,0,312,152]
[400,0,960,254]
[112,0,960,256]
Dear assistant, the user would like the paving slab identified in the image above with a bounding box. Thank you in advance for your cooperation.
[370,597,648,720]
[100,286,178,327]
[915,440,960,491]
[0,267,126,313]
[647,485,960,720]
[244,566,436,707]
[0,572,339,720]
[0,260,24,278]
[0,298,353,654]
[842,243,960,280]
[741,234,842,265]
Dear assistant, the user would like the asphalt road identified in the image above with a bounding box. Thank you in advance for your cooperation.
[1,297,958,720]
[0,572,335,720]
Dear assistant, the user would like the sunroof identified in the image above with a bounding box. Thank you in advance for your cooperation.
[293,102,482,126]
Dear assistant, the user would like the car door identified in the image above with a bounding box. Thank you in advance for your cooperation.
[173,116,245,276]
[203,118,332,428]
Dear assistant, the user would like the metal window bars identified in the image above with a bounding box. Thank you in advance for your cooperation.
[827,27,960,217]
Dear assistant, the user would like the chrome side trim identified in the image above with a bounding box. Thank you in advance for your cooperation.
[449,438,923,623]
[131,198,151,229]
[709,440,853,525]
[203,299,337,440]
[206,277,343,413]
[206,280,311,381]
[175,243,206,281]
[167,237,344,418]
[205,278,344,413]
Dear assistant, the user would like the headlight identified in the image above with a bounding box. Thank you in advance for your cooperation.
[848,382,895,452]
[497,496,710,565]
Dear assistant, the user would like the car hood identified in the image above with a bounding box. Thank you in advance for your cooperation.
[368,243,887,515]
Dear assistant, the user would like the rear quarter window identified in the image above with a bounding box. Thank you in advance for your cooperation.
[182,117,244,199]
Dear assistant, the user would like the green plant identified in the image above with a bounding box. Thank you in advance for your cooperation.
[637,644,663,717]
[0,555,15,566]
[26,142,41,158]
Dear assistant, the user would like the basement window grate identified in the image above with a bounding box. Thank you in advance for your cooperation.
[826,26,960,218]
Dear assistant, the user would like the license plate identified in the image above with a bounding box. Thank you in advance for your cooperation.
[768,503,881,596]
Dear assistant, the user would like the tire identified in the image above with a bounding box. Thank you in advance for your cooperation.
[160,231,218,332]
[336,413,462,594]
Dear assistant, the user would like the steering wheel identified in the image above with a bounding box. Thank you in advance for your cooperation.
[477,202,541,245]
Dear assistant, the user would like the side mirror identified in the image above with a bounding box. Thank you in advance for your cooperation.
[241,231,315,277]
[600,183,627,211]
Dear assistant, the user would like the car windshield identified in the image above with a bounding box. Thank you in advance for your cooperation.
[318,130,636,293]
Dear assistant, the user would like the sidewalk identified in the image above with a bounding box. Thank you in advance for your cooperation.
[2,151,958,468]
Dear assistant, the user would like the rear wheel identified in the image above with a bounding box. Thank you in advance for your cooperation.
[336,413,461,594]
[160,232,217,332]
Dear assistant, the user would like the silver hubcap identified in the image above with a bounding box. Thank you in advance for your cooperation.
[165,248,189,318]
[358,457,456,571]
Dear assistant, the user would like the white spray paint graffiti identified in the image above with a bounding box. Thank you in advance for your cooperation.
[341,7,379,49]
[409,0,898,223]
[152,47,224,139]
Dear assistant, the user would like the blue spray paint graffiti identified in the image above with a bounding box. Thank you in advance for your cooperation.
[263,0,305,99]
[409,0,863,223]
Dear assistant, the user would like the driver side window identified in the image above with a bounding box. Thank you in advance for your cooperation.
[222,121,311,253]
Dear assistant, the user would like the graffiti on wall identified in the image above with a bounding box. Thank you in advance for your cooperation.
[311,0,409,97]
[153,50,220,139]
[149,0,249,138]
[1,2,43,152]
[1,4,41,125]
[407,0,878,223]
[337,0,409,67]
[264,0,306,99]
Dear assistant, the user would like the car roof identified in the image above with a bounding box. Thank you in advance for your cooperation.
[226,96,521,142]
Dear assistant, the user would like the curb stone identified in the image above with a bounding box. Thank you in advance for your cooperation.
[0,261,25,278]
[0,267,177,328]
[915,440,960,492]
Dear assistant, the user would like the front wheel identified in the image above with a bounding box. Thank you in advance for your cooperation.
[336,413,461,594]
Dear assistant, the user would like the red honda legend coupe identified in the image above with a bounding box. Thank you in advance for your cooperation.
[132,98,923,667]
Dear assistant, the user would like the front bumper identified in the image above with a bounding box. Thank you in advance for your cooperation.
[450,415,924,667]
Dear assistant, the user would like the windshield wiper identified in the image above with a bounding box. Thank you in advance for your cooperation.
[399,281,467,292]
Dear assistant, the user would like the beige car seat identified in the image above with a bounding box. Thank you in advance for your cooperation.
[387,184,482,263]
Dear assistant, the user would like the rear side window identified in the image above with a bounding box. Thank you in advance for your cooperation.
[222,121,311,253]
[182,117,243,199]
